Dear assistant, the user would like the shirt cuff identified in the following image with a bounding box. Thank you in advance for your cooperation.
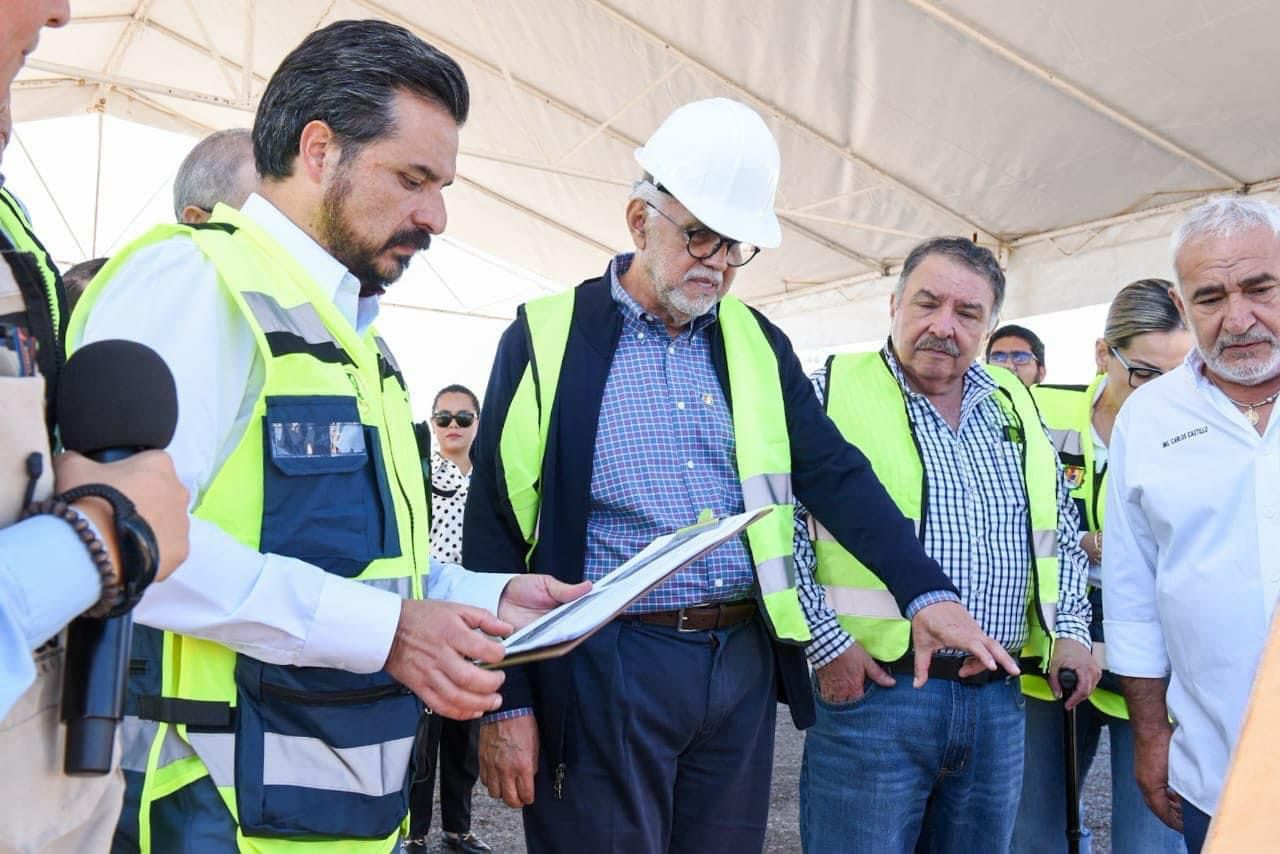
[807,631,854,670]
[427,560,515,615]
[0,515,100,650]
[1102,619,1171,678]
[481,706,534,725]
[301,575,402,673]
[1054,613,1092,649]
[905,590,962,619]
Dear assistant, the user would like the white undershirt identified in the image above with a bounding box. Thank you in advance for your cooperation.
[75,194,511,674]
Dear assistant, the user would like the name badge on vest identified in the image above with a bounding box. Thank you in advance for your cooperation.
[1062,464,1085,490]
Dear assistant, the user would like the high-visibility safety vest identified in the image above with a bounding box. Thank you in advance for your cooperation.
[0,186,63,343]
[1026,377,1127,718]
[498,289,811,643]
[813,351,1061,666]
[67,204,429,853]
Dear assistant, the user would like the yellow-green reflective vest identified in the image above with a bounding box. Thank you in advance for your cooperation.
[0,186,62,342]
[67,204,429,853]
[498,289,810,643]
[813,351,1061,666]
[1026,377,1127,718]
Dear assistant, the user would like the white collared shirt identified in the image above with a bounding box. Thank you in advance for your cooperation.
[77,194,510,674]
[1103,348,1280,814]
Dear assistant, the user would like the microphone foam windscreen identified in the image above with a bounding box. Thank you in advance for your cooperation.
[57,339,179,454]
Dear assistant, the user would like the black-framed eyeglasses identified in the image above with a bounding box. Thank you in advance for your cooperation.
[643,201,761,268]
[432,410,476,428]
[1108,346,1163,388]
[988,350,1038,367]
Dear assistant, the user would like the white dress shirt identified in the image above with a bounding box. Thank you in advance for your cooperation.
[77,194,511,674]
[1103,348,1280,815]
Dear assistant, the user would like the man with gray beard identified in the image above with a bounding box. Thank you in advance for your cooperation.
[465,101,1017,853]
[1104,196,1280,854]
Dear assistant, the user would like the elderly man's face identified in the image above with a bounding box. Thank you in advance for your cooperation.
[890,254,996,390]
[639,194,738,322]
[1174,225,1280,386]
[1,0,69,94]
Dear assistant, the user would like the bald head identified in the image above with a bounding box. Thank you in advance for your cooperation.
[173,128,257,223]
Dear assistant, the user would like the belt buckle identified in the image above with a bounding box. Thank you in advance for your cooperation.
[676,607,698,632]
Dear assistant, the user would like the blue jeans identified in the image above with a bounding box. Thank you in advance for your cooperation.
[800,673,1025,854]
[1013,696,1186,854]
[1180,800,1211,854]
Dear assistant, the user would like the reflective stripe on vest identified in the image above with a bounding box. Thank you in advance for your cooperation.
[814,352,1061,665]
[1028,376,1126,718]
[498,289,810,643]
[68,203,427,852]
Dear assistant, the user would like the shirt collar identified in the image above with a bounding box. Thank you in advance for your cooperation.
[607,252,719,335]
[239,193,378,333]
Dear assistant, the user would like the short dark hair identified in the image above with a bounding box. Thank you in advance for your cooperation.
[62,257,109,311]
[896,236,1006,318]
[253,19,470,180]
[987,323,1046,365]
[433,383,480,413]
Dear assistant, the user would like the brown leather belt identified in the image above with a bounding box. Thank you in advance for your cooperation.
[625,601,757,632]
[880,652,1011,686]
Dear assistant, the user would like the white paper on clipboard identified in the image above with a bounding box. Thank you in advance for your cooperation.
[491,507,770,667]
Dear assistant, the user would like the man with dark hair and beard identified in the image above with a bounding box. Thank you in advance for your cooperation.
[68,19,587,853]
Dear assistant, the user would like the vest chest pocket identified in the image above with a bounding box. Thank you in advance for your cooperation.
[261,395,400,578]
[233,658,420,839]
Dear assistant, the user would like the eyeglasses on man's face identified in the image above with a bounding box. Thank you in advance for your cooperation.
[643,201,761,268]
[432,410,476,428]
[1108,346,1164,388]
[987,350,1037,367]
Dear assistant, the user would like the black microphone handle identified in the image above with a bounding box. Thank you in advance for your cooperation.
[60,446,143,776]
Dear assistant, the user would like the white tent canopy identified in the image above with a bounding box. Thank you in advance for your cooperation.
[13,0,1280,353]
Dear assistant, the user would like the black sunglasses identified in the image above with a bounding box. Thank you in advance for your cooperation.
[432,410,476,428]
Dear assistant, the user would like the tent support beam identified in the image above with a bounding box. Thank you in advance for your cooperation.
[460,148,631,187]
[903,0,1243,189]
[23,60,254,110]
[555,58,685,165]
[1010,179,1280,248]
[585,0,998,243]
[454,174,619,257]
[143,19,268,91]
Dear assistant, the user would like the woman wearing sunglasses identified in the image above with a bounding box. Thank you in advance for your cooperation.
[1013,279,1192,854]
[407,384,491,854]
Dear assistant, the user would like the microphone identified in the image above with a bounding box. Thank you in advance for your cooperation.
[55,339,178,775]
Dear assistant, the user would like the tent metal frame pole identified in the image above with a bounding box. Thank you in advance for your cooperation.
[903,0,1243,189]
[11,131,88,259]
[178,0,241,97]
[24,60,254,110]
[242,0,255,102]
[585,0,998,244]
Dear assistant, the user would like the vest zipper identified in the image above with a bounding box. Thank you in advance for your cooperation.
[259,681,410,706]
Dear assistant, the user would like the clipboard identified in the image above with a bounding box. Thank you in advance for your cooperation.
[488,507,770,668]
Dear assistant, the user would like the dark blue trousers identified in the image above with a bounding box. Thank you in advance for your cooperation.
[1180,800,1211,854]
[522,617,778,854]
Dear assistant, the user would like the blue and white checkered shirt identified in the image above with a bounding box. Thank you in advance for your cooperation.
[582,255,756,610]
[795,344,1092,668]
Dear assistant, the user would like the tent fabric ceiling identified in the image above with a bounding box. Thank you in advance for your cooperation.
[13,0,1280,322]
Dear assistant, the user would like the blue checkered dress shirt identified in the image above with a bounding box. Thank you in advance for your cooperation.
[795,344,1092,668]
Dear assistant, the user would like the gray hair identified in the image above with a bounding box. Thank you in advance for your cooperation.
[173,128,255,218]
[629,177,664,223]
[1104,278,1185,349]
[1170,196,1280,278]
[895,236,1006,320]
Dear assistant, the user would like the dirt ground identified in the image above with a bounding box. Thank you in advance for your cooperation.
[411,706,1117,853]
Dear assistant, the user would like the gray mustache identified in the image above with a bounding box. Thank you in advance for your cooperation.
[916,335,961,357]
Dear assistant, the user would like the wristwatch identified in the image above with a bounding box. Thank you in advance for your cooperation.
[57,483,160,618]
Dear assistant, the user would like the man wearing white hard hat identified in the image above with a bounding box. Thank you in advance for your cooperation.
[464,98,1017,852]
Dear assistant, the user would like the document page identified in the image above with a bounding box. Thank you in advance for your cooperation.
[495,508,769,666]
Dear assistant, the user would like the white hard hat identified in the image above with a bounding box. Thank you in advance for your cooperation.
[634,98,782,249]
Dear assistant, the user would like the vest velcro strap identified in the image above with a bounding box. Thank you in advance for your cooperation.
[137,694,233,729]
[824,585,904,619]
